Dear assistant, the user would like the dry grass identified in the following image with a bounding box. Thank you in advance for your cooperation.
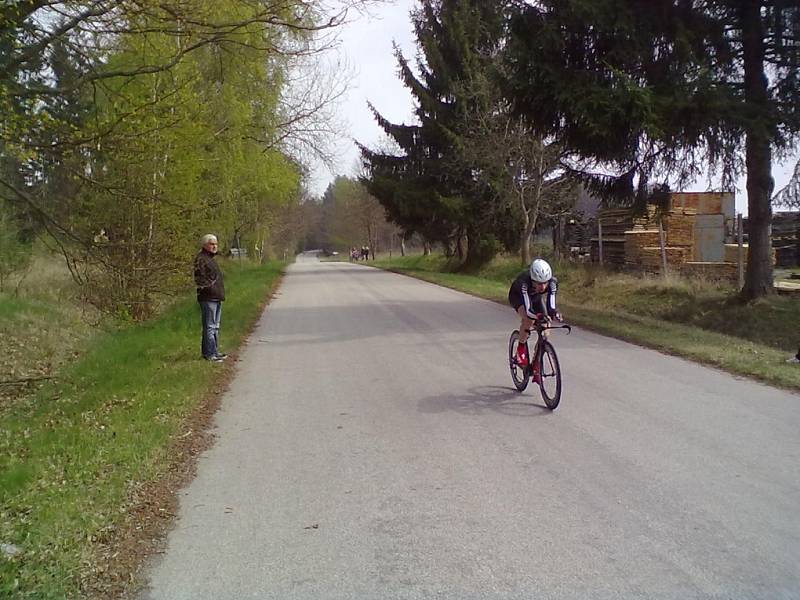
[0,252,99,412]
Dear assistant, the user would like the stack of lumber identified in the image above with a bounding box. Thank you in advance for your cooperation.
[724,244,746,264]
[724,243,778,265]
[681,262,737,280]
[590,238,626,265]
[624,230,660,266]
[631,205,659,230]
[773,212,799,267]
[663,212,694,246]
[591,209,633,265]
[669,192,725,214]
[597,208,635,235]
[636,247,690,269]
[591,193,734,270]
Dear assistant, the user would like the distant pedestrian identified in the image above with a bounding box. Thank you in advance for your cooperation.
[361,245,367,261]
[194,234,227,362]
[364,245,370,260]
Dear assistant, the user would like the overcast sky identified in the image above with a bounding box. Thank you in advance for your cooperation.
[305,1,417,197]
[308,0,797,215]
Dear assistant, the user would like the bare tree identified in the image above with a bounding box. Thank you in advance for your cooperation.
[773,159,800,210]
[452,71,575,264]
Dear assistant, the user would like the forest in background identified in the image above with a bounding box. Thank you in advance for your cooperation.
[3,0,800,323]
[0,0,375,319]
[360,0,800,299]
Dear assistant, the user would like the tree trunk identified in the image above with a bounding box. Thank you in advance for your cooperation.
[519,208,531,265]
[552,215,566,260]
[740,1,774,300]
[520,209,538,265]
[400,235,406,257]
[423,241,431,255]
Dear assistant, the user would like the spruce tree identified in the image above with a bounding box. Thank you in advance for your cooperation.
[508,0,800,298]
[360,0,517,266]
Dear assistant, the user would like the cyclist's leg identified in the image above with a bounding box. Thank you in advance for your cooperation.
[509,285,533,342]
[516,306,533,343]
[531,340,541,383]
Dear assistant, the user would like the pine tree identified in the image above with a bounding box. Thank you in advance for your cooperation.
[508,0,800,299]
[360,0,517,266]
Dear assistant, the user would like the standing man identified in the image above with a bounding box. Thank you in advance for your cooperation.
[194,234,227,362]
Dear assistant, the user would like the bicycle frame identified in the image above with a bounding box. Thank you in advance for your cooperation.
[509,320,570,408]
[526,322,571,363]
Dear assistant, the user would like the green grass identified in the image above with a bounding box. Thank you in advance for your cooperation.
[0,259,284,599]
[372,253,800,391]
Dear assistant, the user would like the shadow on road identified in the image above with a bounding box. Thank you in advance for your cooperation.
[417,385,553,416]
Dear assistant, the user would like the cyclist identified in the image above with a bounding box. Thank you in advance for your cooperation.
[508,258,561,379]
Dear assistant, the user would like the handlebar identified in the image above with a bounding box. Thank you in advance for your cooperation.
[527,322,571,335]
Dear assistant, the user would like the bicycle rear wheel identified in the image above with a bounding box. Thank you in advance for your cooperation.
[508,330,530,392]
[538,340,562,409]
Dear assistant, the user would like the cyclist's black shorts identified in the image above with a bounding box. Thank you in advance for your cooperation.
[508,288,525,312]
[508,280,548,317]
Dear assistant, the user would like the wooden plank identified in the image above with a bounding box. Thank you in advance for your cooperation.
[664,213,695,246]
[670,192,724,214]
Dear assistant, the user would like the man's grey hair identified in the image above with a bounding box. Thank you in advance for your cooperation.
[200,233,218,248]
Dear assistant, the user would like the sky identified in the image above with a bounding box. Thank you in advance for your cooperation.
[307,0,798,215]
[306,1,416,196]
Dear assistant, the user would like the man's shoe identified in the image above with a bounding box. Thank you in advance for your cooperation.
[204,355,225,362]
[215,353,228,359]
[515,350,528,367]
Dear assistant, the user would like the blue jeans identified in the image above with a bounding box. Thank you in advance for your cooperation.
[199,300,222,359]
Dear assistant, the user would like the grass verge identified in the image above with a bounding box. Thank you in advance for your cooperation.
[1,253,98,414]
[0,259,284,599]
[372,254,800,391]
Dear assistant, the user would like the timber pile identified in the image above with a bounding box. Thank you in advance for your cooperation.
[565,218,594,252]
[773,212,799,267]
[590,209,632,265]
[670,192,724,214]
[681,262,737,280]
[591,238,626,264]
[631,205,659,230]
[592,193,733,270]
[664,213,695,246]
[724,244,779,265]
[724,244,746,264]
[636,246,689,269]
[597,209,634,235]
[624,230,660,266]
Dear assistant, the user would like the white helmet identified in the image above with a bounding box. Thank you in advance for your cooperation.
[529,258,552,283]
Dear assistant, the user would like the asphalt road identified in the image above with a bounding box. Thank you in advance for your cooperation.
[140,254,800,600]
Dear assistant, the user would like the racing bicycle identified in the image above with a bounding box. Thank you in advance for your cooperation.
[508,319,571,410]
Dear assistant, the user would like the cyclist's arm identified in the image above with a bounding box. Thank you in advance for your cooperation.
[546,277,558,318]
[520,282,541,320]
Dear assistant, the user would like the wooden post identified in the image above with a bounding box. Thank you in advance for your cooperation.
[737,213,744,290]
[658,219,668,278]
[598,219,604,266]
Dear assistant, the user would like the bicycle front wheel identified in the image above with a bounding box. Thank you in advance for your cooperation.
[538,340,562,409]
[509,330,530,392]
